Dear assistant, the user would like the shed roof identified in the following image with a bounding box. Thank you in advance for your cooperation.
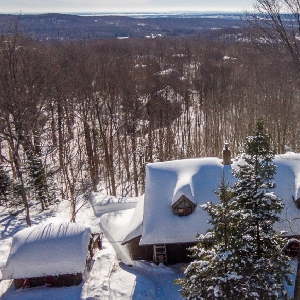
[2,222,91,279]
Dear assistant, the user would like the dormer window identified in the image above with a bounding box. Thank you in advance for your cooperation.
[172,195,196,216]
[292,196,300,209]
[177,207,192,216]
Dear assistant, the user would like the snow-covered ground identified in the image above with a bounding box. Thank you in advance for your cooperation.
[0,194,184,300]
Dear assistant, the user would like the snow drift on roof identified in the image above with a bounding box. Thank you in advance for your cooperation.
[2,222,91,279]
[140,157,233,245]
[273,153,300,235]
[172,173,195,205]
[122,195,144,244]
[123,153,300,246]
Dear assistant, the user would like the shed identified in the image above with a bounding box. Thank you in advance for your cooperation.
[2,222,94,289]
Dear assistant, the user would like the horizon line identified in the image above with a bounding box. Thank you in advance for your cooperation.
[0,10,246,16]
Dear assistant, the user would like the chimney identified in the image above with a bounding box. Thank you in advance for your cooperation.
[223,143,231,165]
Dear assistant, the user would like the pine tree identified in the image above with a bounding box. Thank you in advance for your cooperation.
[178,177,246,299]
[178,121,292,299]
[0,165,23,208]
[0,165,13,206]
[25,151,56,211]
[231,120,291,298]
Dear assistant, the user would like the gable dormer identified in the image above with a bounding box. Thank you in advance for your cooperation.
[171,195,196,216]
[293,196,300,209]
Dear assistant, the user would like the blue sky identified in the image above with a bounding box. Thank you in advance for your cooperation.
[2,0,254,14]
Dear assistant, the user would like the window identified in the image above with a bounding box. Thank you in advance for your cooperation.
[178,208,184,214]
[177,207,192,216]
[172,195,196,216]
[292,196,300,208]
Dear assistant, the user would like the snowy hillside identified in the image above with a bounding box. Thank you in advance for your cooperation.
[1,153,300,299]
[0,194,184,300]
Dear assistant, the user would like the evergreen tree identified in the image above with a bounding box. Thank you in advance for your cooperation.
[178,177,246,299]
[0,164,23,208]
[178,121,292,299]
[0,165,13,206]
[25,151,56,210]
[231,120,291,298]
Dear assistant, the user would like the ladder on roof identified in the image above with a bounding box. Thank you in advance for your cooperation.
[153,244,167,265]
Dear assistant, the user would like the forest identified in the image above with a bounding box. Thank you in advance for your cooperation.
[0,13,299,224]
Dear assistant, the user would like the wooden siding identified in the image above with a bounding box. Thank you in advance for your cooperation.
[128,236,196,264]
[13,273,83,289]
[128,236,153,261]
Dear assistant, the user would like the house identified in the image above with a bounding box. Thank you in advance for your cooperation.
[2,222,101,289]
[122,146,300,264]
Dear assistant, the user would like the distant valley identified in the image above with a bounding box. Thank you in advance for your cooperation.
[0,12,246,40]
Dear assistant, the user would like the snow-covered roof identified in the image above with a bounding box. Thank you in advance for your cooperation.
[123,153,300,246]
[2,222,91,279]
[273,153,300,236]
[122,196,144,245]
[140,157,234,245]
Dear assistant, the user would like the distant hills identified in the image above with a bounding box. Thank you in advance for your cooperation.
[0,13,246,40]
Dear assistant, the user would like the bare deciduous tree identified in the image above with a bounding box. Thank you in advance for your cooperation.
[245,0,300,74]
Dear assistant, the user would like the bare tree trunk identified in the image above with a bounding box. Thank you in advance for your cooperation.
[69,184,76,223]
[13,143,31,226]
[57,101,65,199]
[131,132,139,197]
[108,124,116,196]
[84,121,98,192]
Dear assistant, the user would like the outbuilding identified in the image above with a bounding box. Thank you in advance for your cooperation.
[2,222,99,289]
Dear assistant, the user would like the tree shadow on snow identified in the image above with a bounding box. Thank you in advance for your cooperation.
[119,261,185,300]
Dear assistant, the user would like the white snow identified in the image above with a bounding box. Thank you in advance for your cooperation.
[124,153,300,246]
[1,152,300,299]
[140,157,233,245]
[273,152,300,235]
[155,86,183,104]
[0,195,184,300]
[2,222,91,279]
[156,68,174,75]
[223,55,237,61]
[172,172,195,205]
[122,196,144,245]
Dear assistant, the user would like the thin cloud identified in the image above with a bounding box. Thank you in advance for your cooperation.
[1,0,254,14]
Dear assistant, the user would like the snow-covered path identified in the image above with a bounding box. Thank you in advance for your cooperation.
[0,195,184,300]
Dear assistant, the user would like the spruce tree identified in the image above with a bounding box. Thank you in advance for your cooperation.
[178,177,246,299]
[0,165,13,206]
[178,121,292,299]
[231,120,291,298]
[25,151,55,210]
